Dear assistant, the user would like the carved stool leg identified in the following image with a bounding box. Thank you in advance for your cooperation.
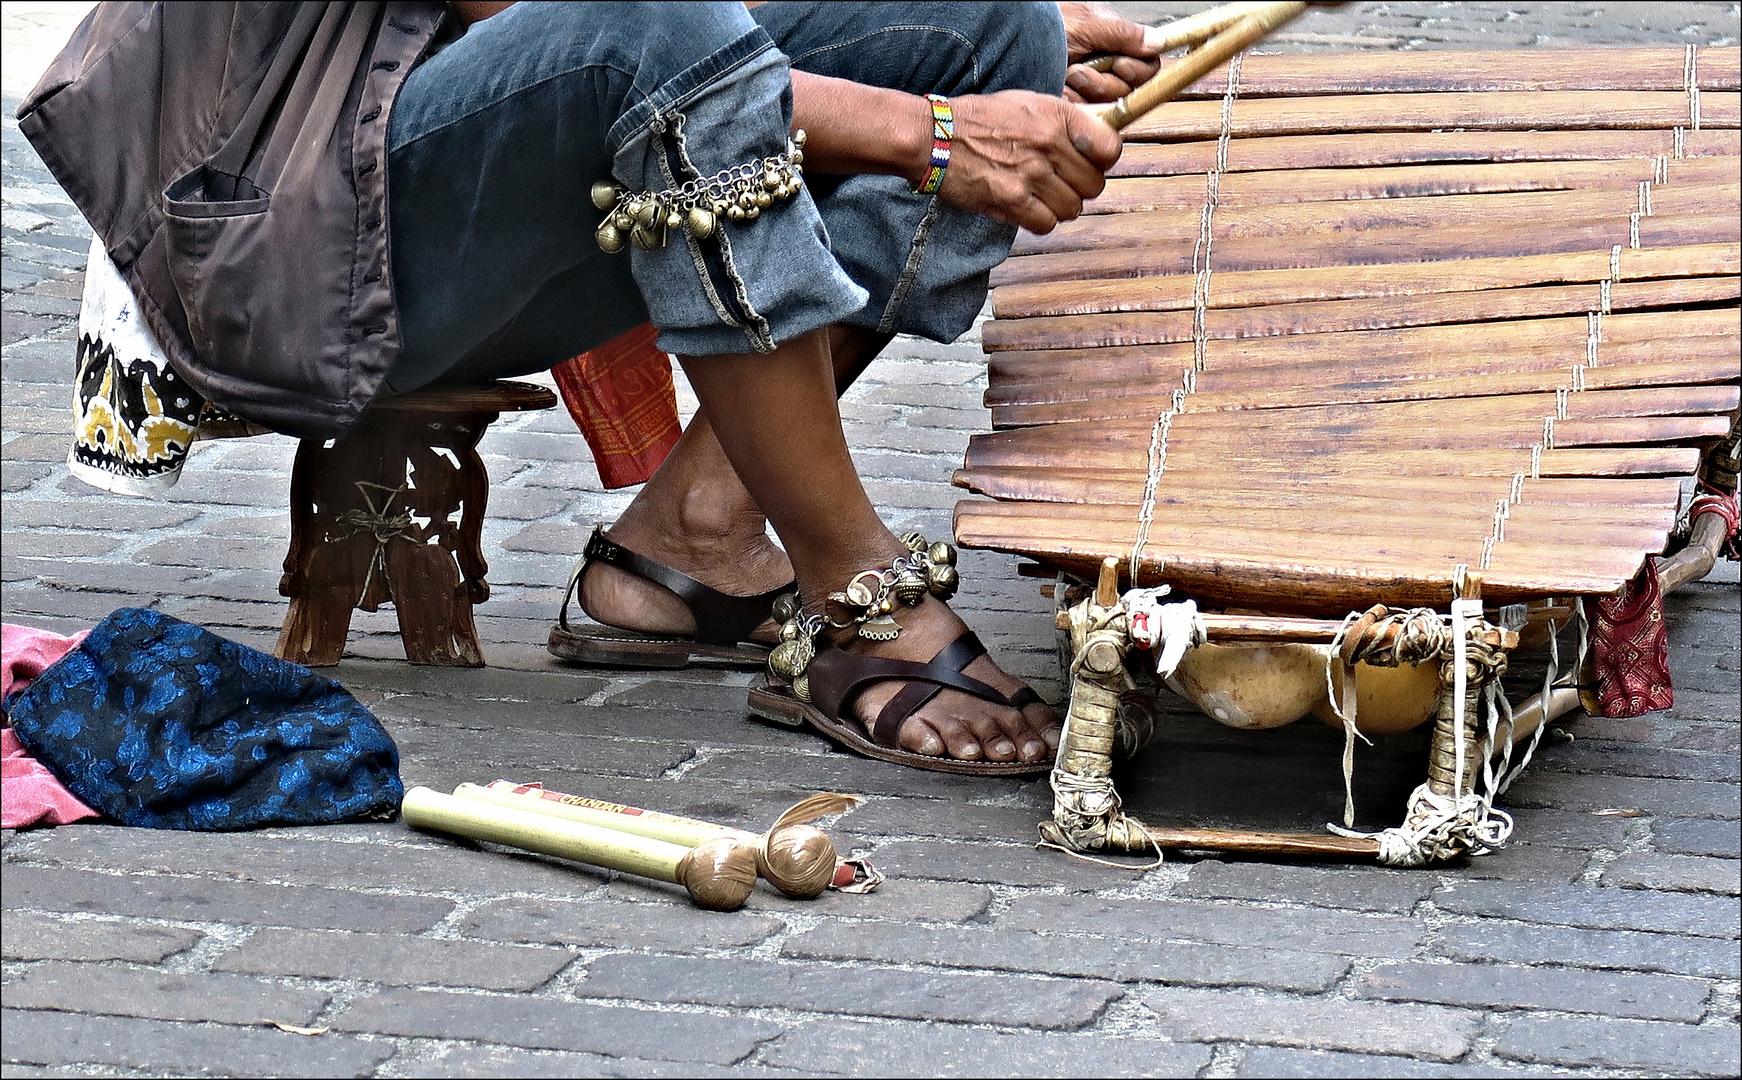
[276,412,496,668]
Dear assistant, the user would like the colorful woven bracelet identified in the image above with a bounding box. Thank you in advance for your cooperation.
[916,93,953,195]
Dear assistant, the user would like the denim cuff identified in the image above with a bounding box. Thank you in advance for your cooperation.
[611,36,867,356]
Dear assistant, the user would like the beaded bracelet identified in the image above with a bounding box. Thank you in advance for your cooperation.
[916,93,953,195]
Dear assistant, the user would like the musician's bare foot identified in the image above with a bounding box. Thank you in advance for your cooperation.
[575,422,791,641]
[831,595,1060,764]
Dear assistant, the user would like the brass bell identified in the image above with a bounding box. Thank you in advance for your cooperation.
[769,637,814,681]
[727,204,747,221]
[632,201,660,228]
[630,221,667,250]
[901,532,928,553]
[892,572,927,605]
[611,210,634,230]
[772,593,802,624]
[595,223,626,253]
[590,180,622,211]
[926,563,959,599]
[687,206,717,239]
[754,190,772,209]
[738,192,757,211]
[927,541,956,567]
[792,673,811,703]
[666,210,684,230]
[763,169,781,190]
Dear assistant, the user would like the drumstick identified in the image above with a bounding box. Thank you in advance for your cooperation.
[1078,0,1275,74]
[1093,2,1313,132]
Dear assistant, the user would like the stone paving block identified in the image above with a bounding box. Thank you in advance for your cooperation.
[999,894,1425,958]
[1669,721,1742,754]
[22,823,610,899]
[2,309,55,344]
[576,953,1123,1030]
[2,864,454,932]
[1435,919,1740,979]
[195,512,292,538]
[406,1044,810,1078]
[1495,1013,1741,1076]
[1353,959,1711,1021]
[862,839,1145,890]
[1431,879,1741,938]
[135,535,285,572]
[461,896,783,952]
[3,960,329,1026]
[836,797,1048,842]
[2,912,202,962]
[1142,986,1481,1061]
[1504,772,1740,818]
[1455,841,1591,883]
[1662,687,1742,723]
[1501,808,1635,850]
[501,521,590,554]
[763,1018,1209,1078]
[333,659,605,703]
[4,291,78,316]
[1,460,52,491]
[1541,741,1739,782]
[1173,860,1432,914]
[782,920,1348,992]
[2,584,164,622]
[7,557,210,594]
[0,530,120,558]
[332,988,779,1064]
[1,403,76,434]
[0,1008,396,1078]
[1606,851,1741,895]
[685,748,1033,801]
[388,720,694,780]
[1656,816,1742,858]
[156,597,284,632]
[1232,1046,1559,1078]
[605,873,992,922]
[212,926,575,990]
[2,501,200,532]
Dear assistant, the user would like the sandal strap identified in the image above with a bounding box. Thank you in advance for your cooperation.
[807,630,1025,750]
[561,526,791,646]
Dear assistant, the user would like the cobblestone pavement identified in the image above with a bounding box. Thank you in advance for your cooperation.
[4,3,1739,1077]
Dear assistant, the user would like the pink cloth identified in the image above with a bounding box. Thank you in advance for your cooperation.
[3,623,100,828]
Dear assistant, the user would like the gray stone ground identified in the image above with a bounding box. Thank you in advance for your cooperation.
[3,3,1739,1077]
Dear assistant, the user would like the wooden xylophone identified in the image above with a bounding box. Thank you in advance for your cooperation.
[953,37,1741,864]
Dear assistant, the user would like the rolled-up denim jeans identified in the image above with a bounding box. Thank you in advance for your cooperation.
[384,1,1066,391]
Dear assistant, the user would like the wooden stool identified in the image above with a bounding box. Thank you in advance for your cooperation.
[274,380,556,667]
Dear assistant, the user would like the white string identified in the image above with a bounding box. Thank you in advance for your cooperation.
[1599,279,1611,314]
[1132,55,1241,576]
[1555,387,1569,420]
[1686,45,1701,130]
[1673,126,1686,159]
[1510,473,1526,504]
[1630,213,1640,250]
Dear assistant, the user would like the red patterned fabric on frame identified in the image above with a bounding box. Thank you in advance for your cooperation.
[551,322,681,489]
[1591,560,1674,719]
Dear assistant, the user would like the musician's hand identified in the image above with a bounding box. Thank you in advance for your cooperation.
[1058,2,1163,103]
[936,90,1121,235]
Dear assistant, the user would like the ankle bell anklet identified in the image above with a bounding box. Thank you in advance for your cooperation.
[591,131,807,254]
[766,535,961,701]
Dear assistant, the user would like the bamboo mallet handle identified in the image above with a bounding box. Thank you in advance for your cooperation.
[1093,1,1310,132]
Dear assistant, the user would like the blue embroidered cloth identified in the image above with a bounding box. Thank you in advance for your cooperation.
[6,609,403,829]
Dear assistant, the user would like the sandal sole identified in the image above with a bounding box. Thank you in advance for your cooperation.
[549,625,770,671]
[747,684,1052,777]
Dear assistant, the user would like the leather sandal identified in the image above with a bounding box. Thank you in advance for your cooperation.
[747,628,1051,776]
[547,526,793,670]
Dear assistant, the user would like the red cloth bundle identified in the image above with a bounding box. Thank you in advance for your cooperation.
[551,322,682,489]
[1591,560,1674,719]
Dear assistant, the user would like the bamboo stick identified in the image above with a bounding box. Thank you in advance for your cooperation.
[1094,2,1311,131]
[1137,827,1381,858]
[993,243,1739,320]
[1121,90,1740,142]
[1108,129,1740,178]
[990,211,1738,286]
[453,783,749,847]
[1154,46,1741,99]
[1070,158,1740,220]
[404,786,693,883]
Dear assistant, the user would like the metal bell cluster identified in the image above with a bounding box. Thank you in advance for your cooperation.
[764,536,962,700]
[591,131,807,254]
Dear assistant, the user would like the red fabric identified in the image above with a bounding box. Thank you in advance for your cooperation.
[1689,481,1740,561]
[3,623,101,828]
[1591,560,1674,719]
[551,322,681,489]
